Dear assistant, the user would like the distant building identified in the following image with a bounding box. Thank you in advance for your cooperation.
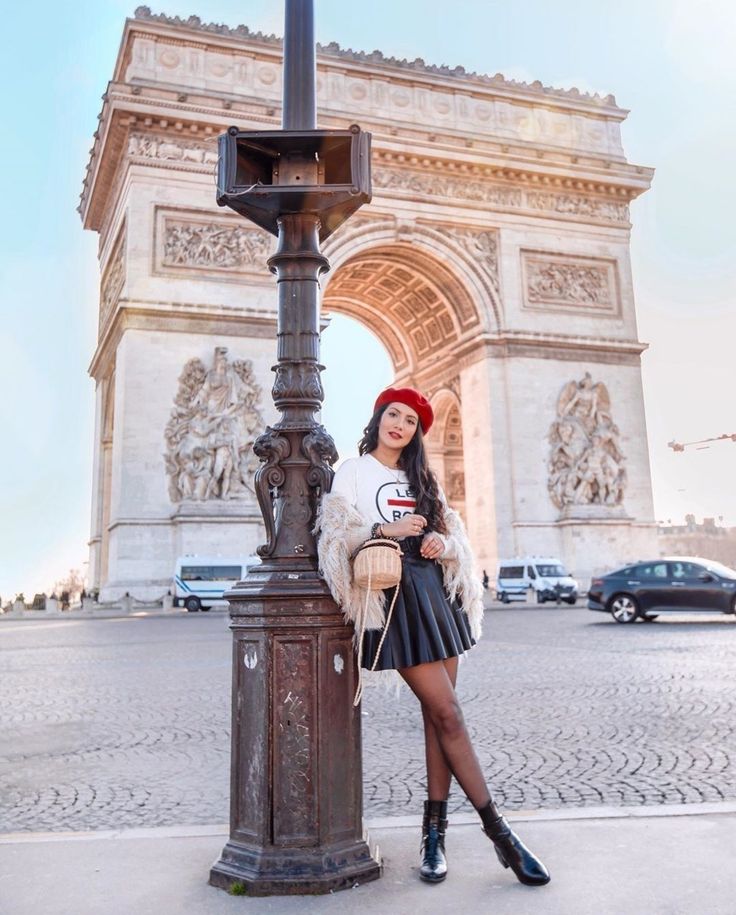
[658,515,736,568]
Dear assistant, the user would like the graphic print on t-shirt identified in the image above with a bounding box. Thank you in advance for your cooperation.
[376,481,417,522]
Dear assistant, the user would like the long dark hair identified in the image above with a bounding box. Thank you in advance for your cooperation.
[358,403,448,536]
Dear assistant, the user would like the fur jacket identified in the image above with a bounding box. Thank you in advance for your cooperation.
[314,490,484,645]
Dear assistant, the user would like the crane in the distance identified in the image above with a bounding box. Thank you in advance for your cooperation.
[668,433,736,453]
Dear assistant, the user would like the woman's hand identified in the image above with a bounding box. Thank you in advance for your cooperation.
[381,513,427,538]
[420,532,445,560]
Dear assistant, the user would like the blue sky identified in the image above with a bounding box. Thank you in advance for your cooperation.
[1,1,734,599]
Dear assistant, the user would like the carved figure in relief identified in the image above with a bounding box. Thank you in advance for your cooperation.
[164,347,264,502]
[178,446,212,500]
[128,132,218,166]
[548,374,626,510]
[163,221,271,271]
[558,372,612,435]
[448,470,465,501]
[527,261,610,308]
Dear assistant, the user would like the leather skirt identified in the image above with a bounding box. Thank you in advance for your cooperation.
[361,536,476,671]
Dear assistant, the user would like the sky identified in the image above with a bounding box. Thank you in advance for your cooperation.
[0,0,734,600]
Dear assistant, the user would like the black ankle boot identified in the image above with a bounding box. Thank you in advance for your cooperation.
[420,800,448,883]
[478,802,550,886]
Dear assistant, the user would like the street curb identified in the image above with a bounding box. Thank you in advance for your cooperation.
[0,610,223,624]
[368,799,736,828]
[3,800,736,845]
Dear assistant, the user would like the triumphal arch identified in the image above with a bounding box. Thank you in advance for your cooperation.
[80,8,657,599]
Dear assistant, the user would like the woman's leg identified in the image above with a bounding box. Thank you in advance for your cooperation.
[417,657,459,883]
[422,657,458,800]
[401,658,550,886]
[399,659,491,809]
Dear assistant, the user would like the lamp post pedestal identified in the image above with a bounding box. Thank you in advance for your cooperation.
[209,578,380,895]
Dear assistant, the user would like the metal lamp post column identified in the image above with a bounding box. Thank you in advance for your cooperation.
[208,0,380,896]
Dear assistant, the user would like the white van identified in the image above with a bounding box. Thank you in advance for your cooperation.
[174,555,261,612]
[495,557,579,605]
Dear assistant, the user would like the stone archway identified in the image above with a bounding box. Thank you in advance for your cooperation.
[321,234,483,535]
[323,247,482,376]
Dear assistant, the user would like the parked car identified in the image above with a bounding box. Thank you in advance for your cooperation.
[496,557,579,605]
[588,556,736,623]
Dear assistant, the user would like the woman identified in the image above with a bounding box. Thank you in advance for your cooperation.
[315,386,550,888]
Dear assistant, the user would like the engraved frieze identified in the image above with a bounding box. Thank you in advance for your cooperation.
[127,132,218,166]
[99,223,126,334]
[522,251,619,315]
[525,190,629,223]
[374,166,629,225]
[160,216,273,273]
[126,131,630,229]
[548,373,626,510]
[373,167,522,209]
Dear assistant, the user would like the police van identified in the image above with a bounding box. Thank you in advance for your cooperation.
[173,555,260,612]
[495,557,579,605]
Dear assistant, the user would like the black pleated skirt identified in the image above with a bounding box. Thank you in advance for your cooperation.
[361,536,476,671]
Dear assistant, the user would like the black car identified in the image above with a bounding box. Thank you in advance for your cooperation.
[588,556,736,623]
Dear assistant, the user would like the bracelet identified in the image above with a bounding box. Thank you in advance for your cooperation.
[371,522,399,542]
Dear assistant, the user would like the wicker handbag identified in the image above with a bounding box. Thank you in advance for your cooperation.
[351,537,404,705]
[352,538,403,590]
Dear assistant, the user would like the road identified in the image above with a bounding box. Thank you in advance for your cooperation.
[1,605,734,830]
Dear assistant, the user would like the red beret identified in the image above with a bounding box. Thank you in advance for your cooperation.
[374,387,434,434]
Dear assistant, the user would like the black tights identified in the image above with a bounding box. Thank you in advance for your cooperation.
[399,658,492,811]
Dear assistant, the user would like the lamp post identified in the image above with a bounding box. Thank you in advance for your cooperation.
[208,0,379,896]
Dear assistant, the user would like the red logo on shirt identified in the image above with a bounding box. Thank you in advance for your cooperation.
[376,482,417,522]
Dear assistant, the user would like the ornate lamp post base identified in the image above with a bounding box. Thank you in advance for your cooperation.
[208,573,382,895]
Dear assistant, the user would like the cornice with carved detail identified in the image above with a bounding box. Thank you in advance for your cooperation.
[132,6,618,108]
[83,120,639,236]
[407,331,646,388]
[81,12,653,229]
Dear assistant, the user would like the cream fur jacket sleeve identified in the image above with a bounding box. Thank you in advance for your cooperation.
[313,489,484,643]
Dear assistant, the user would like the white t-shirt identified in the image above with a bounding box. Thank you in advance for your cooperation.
[329,454,453,558]
[330,453,417,532]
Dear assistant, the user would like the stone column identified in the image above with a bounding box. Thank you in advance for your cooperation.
[458,351,513,573]
[87,380,105,591]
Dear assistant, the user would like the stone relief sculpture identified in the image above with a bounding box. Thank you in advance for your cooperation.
[445,227,500,301]
[162,219,272,271]
[447,470,466,501]
[548,373,626,510]
[128,132,219,165]
[525,191,629,224]
[372,167,629,224]
[164,347,264,502]
[373,167,522,209]
[99,226,126,331]
[527,260,611,308]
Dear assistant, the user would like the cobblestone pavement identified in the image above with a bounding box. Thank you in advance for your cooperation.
[1,607,735,831]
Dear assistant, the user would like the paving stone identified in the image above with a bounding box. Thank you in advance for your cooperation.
[1,607,735,831]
